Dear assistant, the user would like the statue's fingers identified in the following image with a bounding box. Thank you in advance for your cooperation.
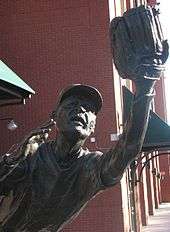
[110,17,123,56]
[118,18,134,53]
[138,6,156,53]
[123,6,147,52]
[150,9,164,53]
[112,24,129,77]
[145,7,164,54]
[29,127,50,138]
[116,19,135,76]
[28,135,41,143]
[153,8,164,41]
[39,119,56,130]
[40,132,49,141]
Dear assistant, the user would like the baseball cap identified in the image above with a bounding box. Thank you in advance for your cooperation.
[58,84,103,114]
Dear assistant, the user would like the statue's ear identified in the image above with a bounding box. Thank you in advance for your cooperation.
[90,121,96,134]
[90,128,95,134]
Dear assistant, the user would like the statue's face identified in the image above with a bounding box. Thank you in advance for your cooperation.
[54,96,97,140]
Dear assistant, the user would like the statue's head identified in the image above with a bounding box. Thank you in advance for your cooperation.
[52,84,103,141]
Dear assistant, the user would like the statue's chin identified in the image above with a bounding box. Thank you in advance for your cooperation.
[62,126,88,142]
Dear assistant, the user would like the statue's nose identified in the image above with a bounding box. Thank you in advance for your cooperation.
[75,105,86,113]
[80,106,86,112]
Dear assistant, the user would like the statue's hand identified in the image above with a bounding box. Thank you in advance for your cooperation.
[110,5,169,83]
[1,119,56,165]
[22,119,56,157]
[24,132,48,157]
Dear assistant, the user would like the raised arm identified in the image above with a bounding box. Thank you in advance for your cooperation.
[99,5,169,187]
[100,79,154,186]
[0,119,55,196]
[0,155,28,196]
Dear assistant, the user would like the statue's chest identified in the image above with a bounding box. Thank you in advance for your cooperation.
[30,156,97,206]
[25,155,100,230]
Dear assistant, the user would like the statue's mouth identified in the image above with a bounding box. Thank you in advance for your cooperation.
[70,115,86,127]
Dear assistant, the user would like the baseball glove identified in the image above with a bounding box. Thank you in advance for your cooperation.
[110,5,169,81]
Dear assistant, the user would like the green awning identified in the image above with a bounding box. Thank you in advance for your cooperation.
[0,60,35,104]
[123,86,170,152]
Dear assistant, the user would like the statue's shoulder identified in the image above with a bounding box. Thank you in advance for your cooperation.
[81,149,104,173]
[29,140,56,168]
[82,148,103,159]
[32,140,55,159]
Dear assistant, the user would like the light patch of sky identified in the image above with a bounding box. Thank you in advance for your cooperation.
[159,1,170,123]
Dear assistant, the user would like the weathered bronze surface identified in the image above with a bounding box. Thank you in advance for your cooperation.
[0,82,154,232]
[0,4,169,232]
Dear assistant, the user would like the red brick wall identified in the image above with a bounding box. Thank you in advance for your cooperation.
[0,1,125,232]
[145,159,155,215]
[159,154,170,201]
[0,1,117,153]
[138,165,149,226]
[154,78,170,201]
[155,79,167,121]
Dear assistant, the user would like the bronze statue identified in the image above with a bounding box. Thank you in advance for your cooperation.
[0,5,169,232]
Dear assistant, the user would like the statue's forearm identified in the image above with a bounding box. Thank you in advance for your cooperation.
[0,155,28,195]
[101,87,154,185]
[125,89,154,150]
[108,1,168,178]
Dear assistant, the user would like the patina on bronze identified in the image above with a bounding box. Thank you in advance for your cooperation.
[0,82,155,232]
[0,4,169,232]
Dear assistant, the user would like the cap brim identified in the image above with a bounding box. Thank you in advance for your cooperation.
[58,84,103,113]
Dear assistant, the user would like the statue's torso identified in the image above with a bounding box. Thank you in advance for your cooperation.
[2,141,104,232]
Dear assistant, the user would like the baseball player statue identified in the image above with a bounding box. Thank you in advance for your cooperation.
[0,5,169,232]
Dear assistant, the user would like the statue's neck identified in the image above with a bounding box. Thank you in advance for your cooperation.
[54,134,85,160]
